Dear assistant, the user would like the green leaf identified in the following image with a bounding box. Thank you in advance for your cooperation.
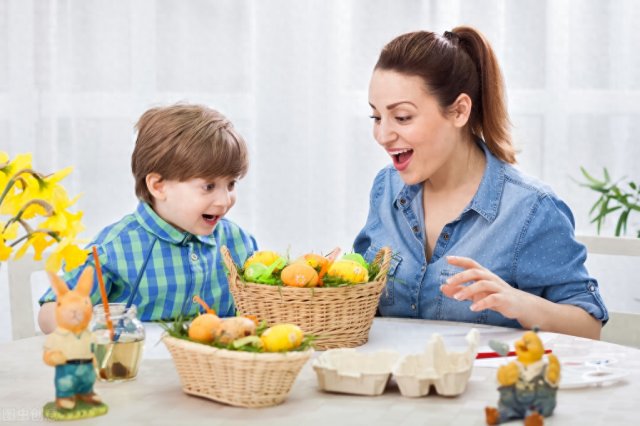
[588,197,604,215]
[580,166,605,186]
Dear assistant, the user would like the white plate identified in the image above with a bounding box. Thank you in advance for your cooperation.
[560,367,628,389]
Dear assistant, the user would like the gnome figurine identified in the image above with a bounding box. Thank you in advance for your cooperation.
[485,329,560,426]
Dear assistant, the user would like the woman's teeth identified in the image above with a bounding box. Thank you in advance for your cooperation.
[393,149,413,163]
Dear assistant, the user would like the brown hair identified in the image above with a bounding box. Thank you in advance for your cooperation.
[375,26,515,164]
[132,104,249,204]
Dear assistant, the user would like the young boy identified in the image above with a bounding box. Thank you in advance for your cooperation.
[38,104,257,333]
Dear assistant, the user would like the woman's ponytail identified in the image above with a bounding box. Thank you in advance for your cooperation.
[453,26,515,163]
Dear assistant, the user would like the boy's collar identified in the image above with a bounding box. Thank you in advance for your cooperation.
[134,202,216,246]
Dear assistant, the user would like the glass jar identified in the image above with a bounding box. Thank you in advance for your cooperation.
[90,303,145,382]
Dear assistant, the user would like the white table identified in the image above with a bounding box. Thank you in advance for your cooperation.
[1,318,638,425]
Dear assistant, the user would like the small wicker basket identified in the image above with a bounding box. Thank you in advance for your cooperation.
[163,335,313,408]
[222,245,391,350]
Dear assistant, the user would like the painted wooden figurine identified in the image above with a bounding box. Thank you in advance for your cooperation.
[42,266,108,420]
[485,330,560,426]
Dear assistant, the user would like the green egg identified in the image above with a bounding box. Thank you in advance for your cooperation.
[244,262,268,282]
[341,253,368,268]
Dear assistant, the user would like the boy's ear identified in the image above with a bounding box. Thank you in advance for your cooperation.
[449,93,472,128]
[146,173,166,201]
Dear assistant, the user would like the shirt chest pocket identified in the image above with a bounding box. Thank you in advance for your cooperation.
[365,244,402,306]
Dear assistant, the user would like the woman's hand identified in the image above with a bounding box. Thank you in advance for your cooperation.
[440,255,532,320]
[440,255,603,339]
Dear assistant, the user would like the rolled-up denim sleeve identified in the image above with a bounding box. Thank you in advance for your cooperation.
[514,193,608,323]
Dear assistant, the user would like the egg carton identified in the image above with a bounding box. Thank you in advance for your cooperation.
[313,329,479,397]
[312,349,400,396]
[393,329,479,397]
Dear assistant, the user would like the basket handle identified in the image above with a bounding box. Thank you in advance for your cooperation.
[220,245,240,283]
[372,246,392,284]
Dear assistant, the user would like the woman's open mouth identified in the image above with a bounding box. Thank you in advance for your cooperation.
[390,149,413,171]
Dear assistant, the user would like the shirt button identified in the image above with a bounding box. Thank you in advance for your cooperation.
[421,265,426,272]
[190,253,199,262]
[412,225,419,233]
[588,283,596,292]
[443,233,450,241]
[411,304,416,310]
[399,198,406,205]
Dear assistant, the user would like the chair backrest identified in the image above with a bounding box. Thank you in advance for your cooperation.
[576,234,640,348]
[7,257,46,340]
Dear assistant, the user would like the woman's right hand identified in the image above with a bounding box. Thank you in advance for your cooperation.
[440,255,533,320]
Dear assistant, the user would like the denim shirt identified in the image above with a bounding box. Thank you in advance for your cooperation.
[354,142,608,328]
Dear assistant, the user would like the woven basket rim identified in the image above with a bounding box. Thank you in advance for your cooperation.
[162,334,315,360]
[233,277,385,291]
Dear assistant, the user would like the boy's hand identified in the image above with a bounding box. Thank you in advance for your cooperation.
[38,302,58,334]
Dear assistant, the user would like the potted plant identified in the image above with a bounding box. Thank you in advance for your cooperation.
[578,167,640,238]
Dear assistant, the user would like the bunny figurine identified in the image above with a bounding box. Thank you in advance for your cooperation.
[42,266,108,419]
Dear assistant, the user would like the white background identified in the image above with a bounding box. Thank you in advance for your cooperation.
[1,0,639,341]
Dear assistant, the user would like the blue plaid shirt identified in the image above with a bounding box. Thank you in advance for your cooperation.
[40,202,257,320]
[354,140,608,328]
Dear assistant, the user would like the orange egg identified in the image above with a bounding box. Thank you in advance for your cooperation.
[281,262,319,287]
[188,313,222,343]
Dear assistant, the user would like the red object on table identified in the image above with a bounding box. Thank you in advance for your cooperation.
[476,349,552,359]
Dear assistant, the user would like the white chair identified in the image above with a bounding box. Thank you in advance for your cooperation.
[7,257,46,340]
[576,234,640,348]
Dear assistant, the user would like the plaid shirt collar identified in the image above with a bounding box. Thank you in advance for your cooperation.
[134,202,216,247]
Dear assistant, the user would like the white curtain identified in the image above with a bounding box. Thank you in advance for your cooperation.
[1,0,639,323]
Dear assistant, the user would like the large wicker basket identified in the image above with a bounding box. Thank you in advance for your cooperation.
[163,335,313,408]
[221,245,391,350]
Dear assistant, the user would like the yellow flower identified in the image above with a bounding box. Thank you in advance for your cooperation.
[1,152,86,273]
[0,238,12,261]
[45,237,89,272]
[0,152,33,180]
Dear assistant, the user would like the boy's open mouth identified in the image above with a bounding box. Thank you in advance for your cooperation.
[202,214,219,225]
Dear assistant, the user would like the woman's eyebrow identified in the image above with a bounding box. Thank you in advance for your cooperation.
[368,101,417,110]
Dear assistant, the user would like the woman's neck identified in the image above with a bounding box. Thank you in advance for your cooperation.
[424,135,486,194]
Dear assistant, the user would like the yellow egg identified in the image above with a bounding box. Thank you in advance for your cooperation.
[243,251,282,270]
[188,313,222,343]
[326,259,369,283]
[260,323,304,352]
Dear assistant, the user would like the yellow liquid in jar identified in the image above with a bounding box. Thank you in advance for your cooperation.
[93,339,144,382]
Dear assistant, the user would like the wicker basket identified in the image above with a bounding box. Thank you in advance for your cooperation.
[163,335,313,408]
[222,245,391,350]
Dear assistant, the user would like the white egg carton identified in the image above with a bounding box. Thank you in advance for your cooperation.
[392,329,479,397]
[312,349,400,396]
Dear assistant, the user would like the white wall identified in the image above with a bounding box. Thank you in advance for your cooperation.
[1,0,639,341]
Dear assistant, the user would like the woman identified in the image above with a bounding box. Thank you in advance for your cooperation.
[354,27,607,339]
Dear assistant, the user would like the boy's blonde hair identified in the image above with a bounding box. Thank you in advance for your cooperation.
[132,104,249,204]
